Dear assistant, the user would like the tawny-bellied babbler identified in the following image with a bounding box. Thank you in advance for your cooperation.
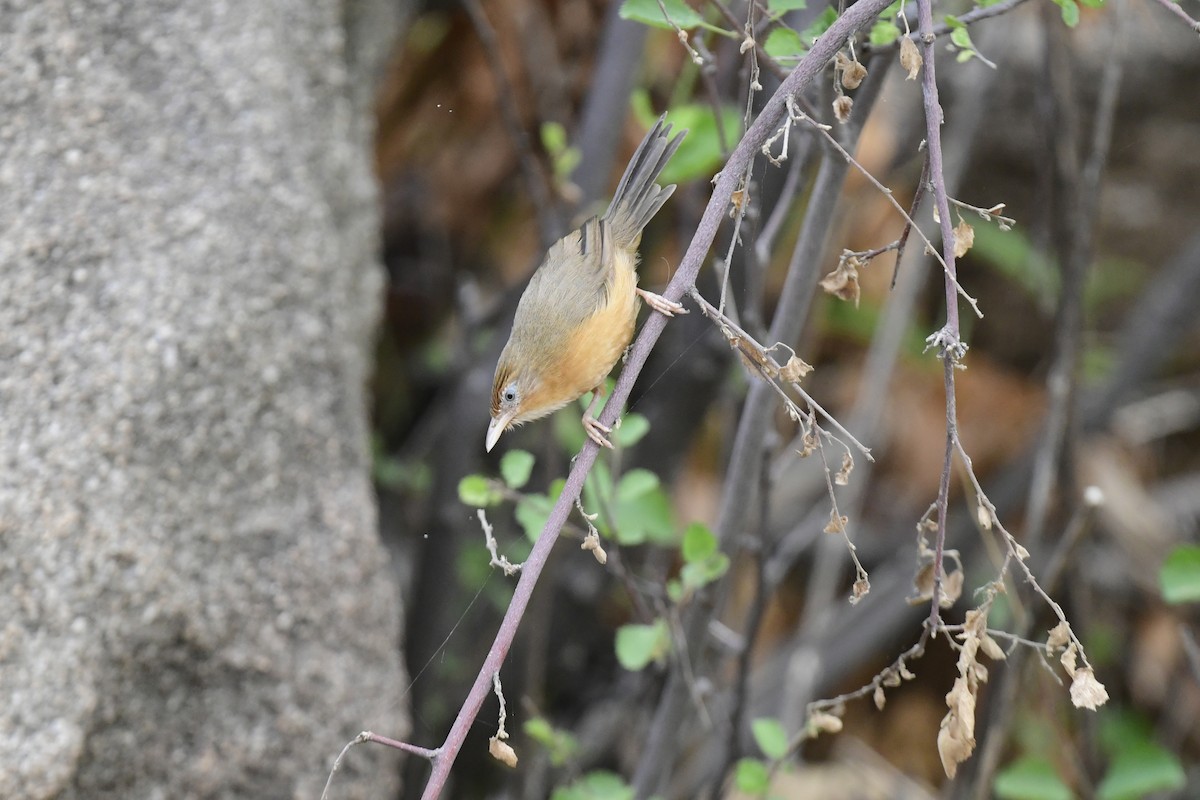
[486,116,687,452]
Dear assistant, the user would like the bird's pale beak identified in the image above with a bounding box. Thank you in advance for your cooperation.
[485,412,515,452]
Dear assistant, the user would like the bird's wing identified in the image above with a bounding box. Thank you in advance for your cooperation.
[516,216,614,339]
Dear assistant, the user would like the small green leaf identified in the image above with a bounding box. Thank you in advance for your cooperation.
[500,449,535,489]
[956,49,975,63]
[616,483,675,545]
[582,461,614,537]
[515,479,565,542]
[751,718,790,760]
[613,413,650,447]
[1099,710,1155,756]
[679,552,730,591]
[617,469,659,501]
[666,579,684,603]
[799,6,839,42]
[652,101,742,184]
[523,717,578,766]
[767,0,806,12]
[551,770,634,800]
[868,19,900,46]
[763,27,806,59]
[734,758,770,794]
[618,0,704,30]
[1097,743,1186,800]
[615,619,670,671]
[541,121,567,154]
[1160,545,1200,604]
[994,757,1073,800]
[681,522,717,562]
[554,406,589,454]
[950,25,972,49]
[458,475,500,507]
[1057,0,1081,26]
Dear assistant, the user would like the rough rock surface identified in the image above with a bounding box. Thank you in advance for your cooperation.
[0,1,407,797]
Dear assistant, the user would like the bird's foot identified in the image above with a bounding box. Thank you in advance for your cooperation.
[637,288,687,317]
[582,414,614,449]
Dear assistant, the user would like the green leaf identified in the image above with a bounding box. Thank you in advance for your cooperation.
[950,25,972,49]
[767,0,806,12]
[751,718,790,760]
[524,716,555,742]
[943,13,965,28]
[1160,545,1200,604]
[613,413,650,447]
[799,6,839,42]
[666,579,684,603]
[657,103,742,185]
[582,461,615,536]
[1077,0,1104,7]
[1097,743,1186,800]
[734,758,770,794]
[681,522,717,562]
[616,469,660,502]
[868,19,901,46]
[458,474,500,507]
[615,619,670,671]
[616,483,675,545]
[1099,710,1155,756]
[551,770,634,800]
[541,121,567,154]
[523,717,578,766]
[618,0,704,30]
[554,405,589,454]
[605,465,674,545]
[515,479,565,542]
[1057,0,1081,26]
[763,27,806,59]
[993,757,1073,800]
[679,552,730,591]
[500,449,535,489]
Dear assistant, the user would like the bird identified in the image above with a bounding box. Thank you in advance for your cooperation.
[486,116,687,453]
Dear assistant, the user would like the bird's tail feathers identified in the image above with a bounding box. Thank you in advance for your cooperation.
[603,115,686,250]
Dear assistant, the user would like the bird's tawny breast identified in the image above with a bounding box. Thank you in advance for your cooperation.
[555,249,640,400]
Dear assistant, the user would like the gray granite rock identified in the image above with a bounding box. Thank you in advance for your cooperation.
[0,1,407,797]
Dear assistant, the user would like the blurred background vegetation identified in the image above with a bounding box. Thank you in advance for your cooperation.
[367,0,1200,796]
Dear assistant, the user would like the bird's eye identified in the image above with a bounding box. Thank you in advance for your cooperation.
[504,389,516,402]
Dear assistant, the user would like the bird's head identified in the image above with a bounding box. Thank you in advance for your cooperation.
[486,361,535,452]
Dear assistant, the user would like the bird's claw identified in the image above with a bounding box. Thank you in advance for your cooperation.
[637,288,687,317]
[583,415,614,449]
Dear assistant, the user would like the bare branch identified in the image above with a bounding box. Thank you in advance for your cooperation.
[1144,0,1200,34]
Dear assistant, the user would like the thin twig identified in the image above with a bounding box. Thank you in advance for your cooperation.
[710,0,789,80]
[478,509,522,576]
[807,629,930,717]
[915,0,968,630]
[1144,0,1200,33]
[788,99,982,317]
[689,287,874,460]
[321,732,439,800]
[970,492,1100,798]
[863,0,1034,54]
